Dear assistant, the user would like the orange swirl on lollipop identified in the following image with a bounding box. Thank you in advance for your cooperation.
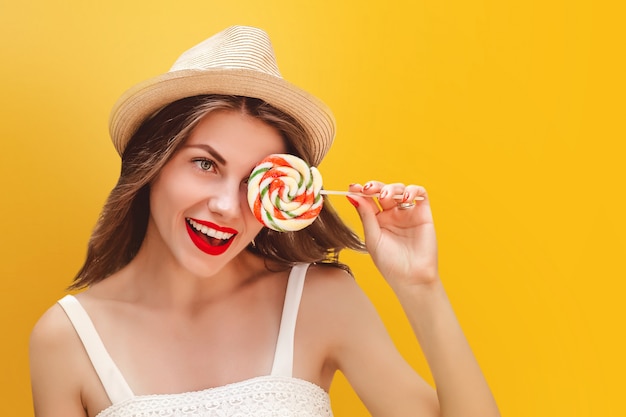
[247,154,324,232]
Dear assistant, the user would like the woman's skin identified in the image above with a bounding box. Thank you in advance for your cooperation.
[29,109,500,417]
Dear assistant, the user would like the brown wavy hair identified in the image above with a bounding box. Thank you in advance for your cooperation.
[70,95,365,289]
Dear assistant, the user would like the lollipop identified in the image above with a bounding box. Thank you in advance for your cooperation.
[247,154,424,232]
[247,154,324,232]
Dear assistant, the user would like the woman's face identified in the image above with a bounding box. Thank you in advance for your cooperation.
[146,109,286,276]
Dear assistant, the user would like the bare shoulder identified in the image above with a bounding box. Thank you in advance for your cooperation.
[303,263,363,297]
[30,301,76,353]
[30,301,90,416]
[299,263,384,341]
[302,263,378,313]
[29,301,83,383]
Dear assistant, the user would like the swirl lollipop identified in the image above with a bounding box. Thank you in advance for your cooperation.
[247,154,324,232]
[247,154,424,232]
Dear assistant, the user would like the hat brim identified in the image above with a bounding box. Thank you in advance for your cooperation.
[109,69,335,166]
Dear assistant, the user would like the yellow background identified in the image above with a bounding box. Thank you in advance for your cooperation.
[1,0,624,415]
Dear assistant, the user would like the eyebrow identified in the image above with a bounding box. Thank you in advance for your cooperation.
[184,144,226,165]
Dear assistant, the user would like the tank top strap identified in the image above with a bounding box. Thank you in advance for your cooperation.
[270,263,310,377]
[57,295,134,404]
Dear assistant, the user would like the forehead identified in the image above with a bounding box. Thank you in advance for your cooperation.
[185,110,286,161]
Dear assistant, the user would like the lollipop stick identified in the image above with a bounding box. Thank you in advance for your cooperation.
[320,190,425,201]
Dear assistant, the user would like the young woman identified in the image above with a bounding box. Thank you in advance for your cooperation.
[29,26,500,417]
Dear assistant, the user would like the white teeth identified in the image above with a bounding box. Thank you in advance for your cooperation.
[188,219,234,240]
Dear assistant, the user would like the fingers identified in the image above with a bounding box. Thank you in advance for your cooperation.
[346,181,433,251]
[358,181,428,212]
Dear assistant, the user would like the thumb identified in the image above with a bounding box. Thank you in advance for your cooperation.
[345,196,380,243]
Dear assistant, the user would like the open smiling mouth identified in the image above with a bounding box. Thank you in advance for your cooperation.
[185,218,237,256]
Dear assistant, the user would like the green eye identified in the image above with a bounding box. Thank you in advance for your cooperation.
[194,159,215,171]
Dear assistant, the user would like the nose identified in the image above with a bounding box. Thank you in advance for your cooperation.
[206,180,244,218]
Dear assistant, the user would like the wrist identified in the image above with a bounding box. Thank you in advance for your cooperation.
[390,273,443,300]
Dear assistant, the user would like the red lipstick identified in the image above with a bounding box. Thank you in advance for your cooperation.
[186,219,238,256]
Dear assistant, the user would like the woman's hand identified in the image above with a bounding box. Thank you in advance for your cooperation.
[347,182,439,290]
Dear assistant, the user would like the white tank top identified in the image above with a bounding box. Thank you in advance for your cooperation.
[58,263,333,417]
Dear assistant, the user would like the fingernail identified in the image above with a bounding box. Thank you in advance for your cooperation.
[403,192,410,202]
[346,196,359,208]
[380,190,388,199]
[363,183,372,190]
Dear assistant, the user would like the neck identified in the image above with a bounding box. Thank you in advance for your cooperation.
[110,242,268,310]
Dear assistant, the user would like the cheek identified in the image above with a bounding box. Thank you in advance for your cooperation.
[150,175,197,221]
[154,164,202,202]
[149,185,174,226]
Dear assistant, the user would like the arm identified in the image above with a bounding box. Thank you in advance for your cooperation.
[346,182,500,417]
[29,304,89,417]
[394,279,498,416]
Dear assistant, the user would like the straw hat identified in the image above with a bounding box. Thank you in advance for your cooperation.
[109,26,336,166]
